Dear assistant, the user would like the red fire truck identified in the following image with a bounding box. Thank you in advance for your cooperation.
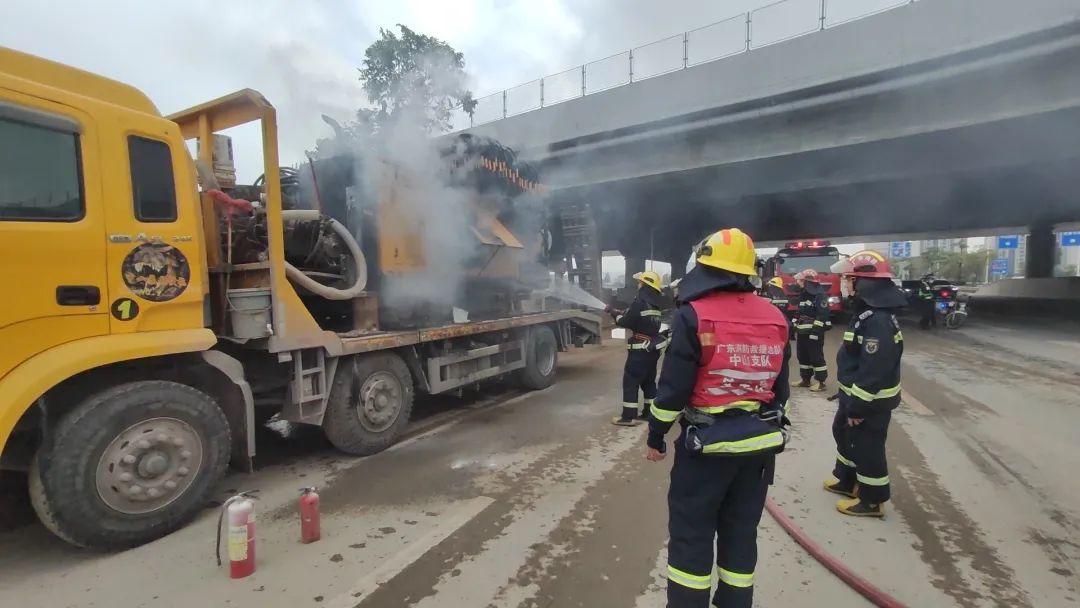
[763,240,845,313]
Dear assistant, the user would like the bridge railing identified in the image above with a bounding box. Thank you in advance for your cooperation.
[449,0,916,132]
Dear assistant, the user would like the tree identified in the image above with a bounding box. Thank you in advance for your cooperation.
[313,25,477,157]
[360,25,476,134]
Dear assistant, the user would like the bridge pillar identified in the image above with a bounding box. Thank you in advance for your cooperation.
[1026,221,1056,279]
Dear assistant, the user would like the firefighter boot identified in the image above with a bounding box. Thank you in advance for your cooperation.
[638,401,653,421]
[823,479,858,499]
[612,403,642,426]
[809,380,827,393]
[791,379,811,388]
[837,497,885,518]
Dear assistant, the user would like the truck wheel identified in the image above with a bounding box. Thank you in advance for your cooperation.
[29,381,231,549]
[517,325,558,390]
[323,353,414,456]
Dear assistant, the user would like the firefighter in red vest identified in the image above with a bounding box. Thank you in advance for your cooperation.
[825,250,906,518]
[647,228,791,608]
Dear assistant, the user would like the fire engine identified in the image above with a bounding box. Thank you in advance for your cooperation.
[762,241,845,313]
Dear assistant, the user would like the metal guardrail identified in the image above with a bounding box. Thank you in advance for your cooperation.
[452,0,917,131]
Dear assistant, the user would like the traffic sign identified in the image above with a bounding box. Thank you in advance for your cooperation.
[1061,232,1080,247]
[889,241,912,258]
[990,258,1009,276]
[997,235,1020,249]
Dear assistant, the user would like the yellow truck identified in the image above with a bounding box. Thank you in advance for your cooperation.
[0,47,600,549]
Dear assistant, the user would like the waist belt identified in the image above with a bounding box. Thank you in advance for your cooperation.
[629,333,661,351]
[682,408,786,457]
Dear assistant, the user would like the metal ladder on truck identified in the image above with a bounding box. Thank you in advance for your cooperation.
[559,203,602,299]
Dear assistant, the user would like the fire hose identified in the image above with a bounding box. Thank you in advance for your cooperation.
[764,497,908,608]
[280,210,367,300]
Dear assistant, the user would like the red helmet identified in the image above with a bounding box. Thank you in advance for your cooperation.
[831,250,894,278]
[793,269,819,282]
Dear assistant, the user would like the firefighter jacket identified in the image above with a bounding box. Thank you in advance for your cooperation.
[612,286,666,351]
[794,282,830,336]
[649,265,791,452]
[762,283,794,337]
[763,283,789,310]
[837,280,907,418]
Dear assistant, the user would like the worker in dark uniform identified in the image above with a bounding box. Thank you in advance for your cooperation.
[825,250,906,518]
[647,228,791,608]
[608,270,666,425]
[791,269,830,392]
[763,276,793,339]
[917,272,937,329]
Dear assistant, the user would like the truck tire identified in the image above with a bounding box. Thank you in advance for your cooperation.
[323,353,414,456]
[517,325,558,390]
[29,381,231,549]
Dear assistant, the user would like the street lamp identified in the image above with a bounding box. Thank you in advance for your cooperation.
[958,240,968,284]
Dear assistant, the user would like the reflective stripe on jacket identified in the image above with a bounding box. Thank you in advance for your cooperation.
[836,308,904,417]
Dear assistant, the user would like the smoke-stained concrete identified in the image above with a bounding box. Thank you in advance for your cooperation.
[457,0,1080,261]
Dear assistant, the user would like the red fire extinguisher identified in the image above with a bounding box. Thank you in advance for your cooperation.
[216,493,256,578]
[299,487,321,544]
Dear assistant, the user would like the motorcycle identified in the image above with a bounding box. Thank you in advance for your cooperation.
[945,300,968,330]
[933,286,958,327]
[930,284,970,330]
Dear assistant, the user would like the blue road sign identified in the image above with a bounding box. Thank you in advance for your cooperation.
[990,258,1009,276]
[1061,232,1080,247]
[889,241,912,258]
[997,235,1020,249]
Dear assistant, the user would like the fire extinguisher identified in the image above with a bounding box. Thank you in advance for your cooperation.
[216,493,256,578]
[299,487,321,544]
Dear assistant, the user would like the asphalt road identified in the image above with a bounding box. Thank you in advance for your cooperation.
[0,316,1077,607]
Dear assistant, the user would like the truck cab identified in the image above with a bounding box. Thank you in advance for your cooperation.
[764,241,844,313]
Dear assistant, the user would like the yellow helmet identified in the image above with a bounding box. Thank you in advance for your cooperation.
[695,228,757,276]
[767,276,784,288]
[633,270,662,291]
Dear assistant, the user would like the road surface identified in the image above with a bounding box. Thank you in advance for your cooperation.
[0,316,1077,607]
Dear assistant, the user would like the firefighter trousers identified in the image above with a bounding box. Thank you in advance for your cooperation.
[795,333,827,382]
[832,405,892,504]
[621,348,660,419]
[666,431,774,608]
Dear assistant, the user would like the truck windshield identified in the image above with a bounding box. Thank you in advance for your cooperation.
[776,252,839,274]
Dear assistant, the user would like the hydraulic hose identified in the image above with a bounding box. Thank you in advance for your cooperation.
[281,210,367,300]
[765,497,909,608]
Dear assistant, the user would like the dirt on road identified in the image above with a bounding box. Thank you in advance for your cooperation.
[1,318,1077,607]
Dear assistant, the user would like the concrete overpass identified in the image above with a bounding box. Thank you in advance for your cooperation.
[461,0,1080,279]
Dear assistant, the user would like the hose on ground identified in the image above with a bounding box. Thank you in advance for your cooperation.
[765,496,909,608]
[281,210,367,300]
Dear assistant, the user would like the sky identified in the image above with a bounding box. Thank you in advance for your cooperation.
[2,0,856,180]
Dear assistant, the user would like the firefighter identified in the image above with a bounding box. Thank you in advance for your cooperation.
[608,270,666,425]
[763,276,793,339]
[647,228,791,608]
[791,269,830,391]
[825,250,906,518]
[917,272,937,329]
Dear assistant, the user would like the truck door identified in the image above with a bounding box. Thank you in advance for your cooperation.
[0,94,109,380]
[103,129,205,334]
